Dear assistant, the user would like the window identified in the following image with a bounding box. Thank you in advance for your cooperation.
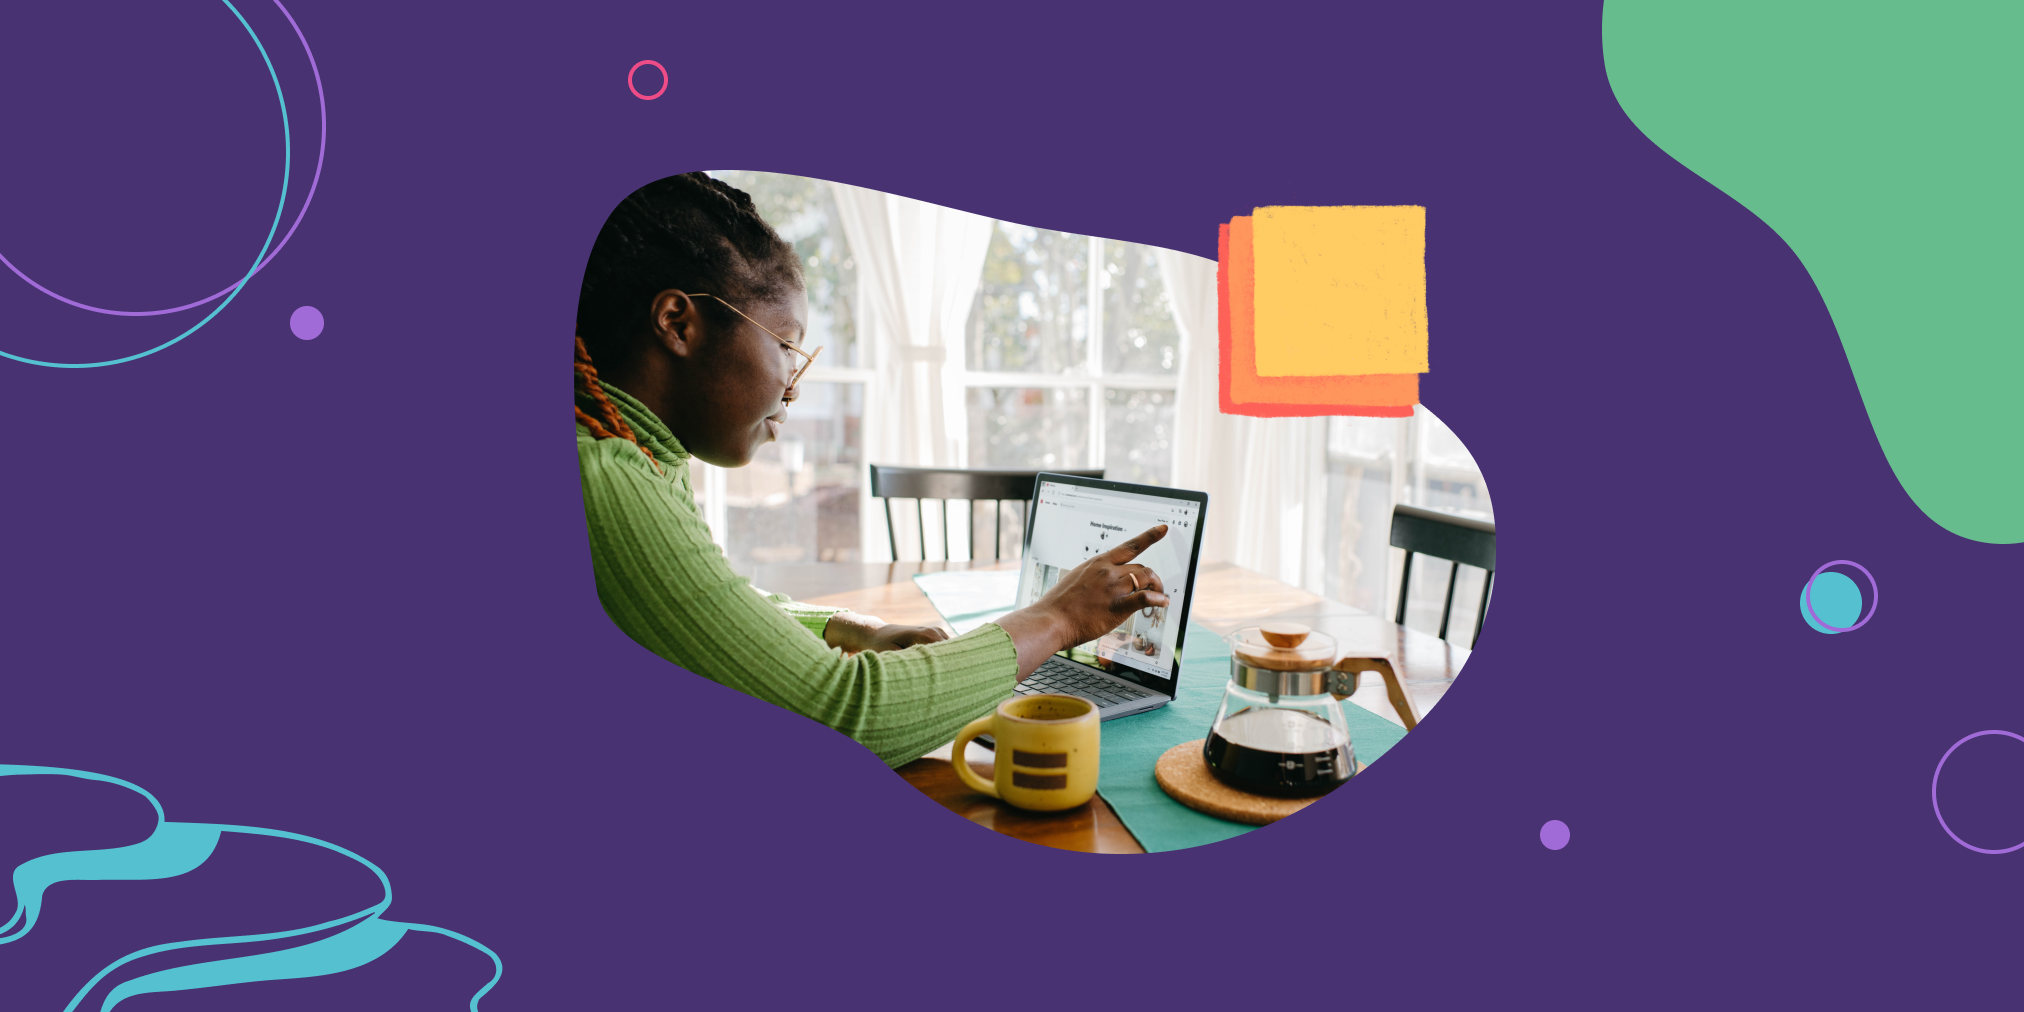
[967,224,1086,375]
[963,224,1181,487]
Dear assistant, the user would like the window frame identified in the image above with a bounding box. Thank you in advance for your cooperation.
[958,235,1180,477]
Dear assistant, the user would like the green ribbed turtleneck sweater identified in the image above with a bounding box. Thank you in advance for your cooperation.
[577,382,1018,767]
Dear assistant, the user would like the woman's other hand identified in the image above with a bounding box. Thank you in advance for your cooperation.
[824,611,950,653]
[995,524,1172,679]
[863,624,950,651]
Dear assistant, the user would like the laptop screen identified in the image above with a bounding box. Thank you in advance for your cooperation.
[1014,478,1204,686]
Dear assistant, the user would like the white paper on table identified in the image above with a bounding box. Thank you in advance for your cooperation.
[911,570,1020,635]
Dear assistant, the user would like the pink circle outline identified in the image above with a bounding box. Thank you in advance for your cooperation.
[1931,730,2024,855]
[628,60,667,100]
[1803,559,1876,633]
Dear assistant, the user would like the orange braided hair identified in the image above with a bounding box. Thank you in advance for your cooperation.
[574,335,664,474]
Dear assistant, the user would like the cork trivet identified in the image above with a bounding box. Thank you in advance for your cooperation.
[1154,739,1363,826]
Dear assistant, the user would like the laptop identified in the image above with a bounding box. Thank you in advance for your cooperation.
[1002,472,1210,724]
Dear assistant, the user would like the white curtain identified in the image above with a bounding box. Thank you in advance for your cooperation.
[1157,247,1330,593]
[831,183,995,560]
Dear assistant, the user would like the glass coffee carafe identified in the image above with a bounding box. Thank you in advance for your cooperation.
[1204,623,1362,798]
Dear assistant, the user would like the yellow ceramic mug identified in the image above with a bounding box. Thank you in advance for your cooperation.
[951,694,1101,811]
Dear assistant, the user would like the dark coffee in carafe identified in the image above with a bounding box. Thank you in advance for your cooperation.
[1203,706,1354,797]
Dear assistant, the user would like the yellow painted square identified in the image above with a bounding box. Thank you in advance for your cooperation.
[1252,205,1428,377]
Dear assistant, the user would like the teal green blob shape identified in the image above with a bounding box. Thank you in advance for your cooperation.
[1603,2,2024,543]
[1800,570,1862,633]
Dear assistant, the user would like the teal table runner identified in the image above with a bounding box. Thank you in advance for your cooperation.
[911,574,1406,853]
[1094,622,1407,853]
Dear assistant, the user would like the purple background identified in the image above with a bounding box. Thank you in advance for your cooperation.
[4,1,2020,1006]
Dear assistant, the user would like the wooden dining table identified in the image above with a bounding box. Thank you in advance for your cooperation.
[751,559,1470,855]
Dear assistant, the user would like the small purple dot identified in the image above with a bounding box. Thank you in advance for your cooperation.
[1540,819,1570,850]
[290,305,324,341]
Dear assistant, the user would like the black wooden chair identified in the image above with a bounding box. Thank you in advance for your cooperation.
[868,466,1104,561]
[1390,503,1496,648]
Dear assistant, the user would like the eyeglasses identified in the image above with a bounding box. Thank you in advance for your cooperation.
[690,293,823,392]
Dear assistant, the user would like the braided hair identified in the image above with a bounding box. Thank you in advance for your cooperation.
[574,172,803,468]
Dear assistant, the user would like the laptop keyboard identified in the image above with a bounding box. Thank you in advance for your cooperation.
[1013,656,1157,709]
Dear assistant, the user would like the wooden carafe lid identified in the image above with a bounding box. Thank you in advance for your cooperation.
[1230,622,1337,671]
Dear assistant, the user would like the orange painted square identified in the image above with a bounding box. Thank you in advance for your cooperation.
[1220,215,1418,418]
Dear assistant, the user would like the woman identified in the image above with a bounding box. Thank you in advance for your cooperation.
[575,173,1169,767]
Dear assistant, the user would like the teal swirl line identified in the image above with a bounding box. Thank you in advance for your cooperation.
[0,766,502,1010]
[0,766,175,942]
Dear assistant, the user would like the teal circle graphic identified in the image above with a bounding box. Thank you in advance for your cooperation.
[1800,571,1862,634]
[0,0,289,369]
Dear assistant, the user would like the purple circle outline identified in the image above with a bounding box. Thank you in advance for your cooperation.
[0,0,326,317]
[1931,730,2024,855]
[1803,559,1876,633]
[628,60,667,101]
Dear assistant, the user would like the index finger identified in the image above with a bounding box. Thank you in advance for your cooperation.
[1105,524,1169,564]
